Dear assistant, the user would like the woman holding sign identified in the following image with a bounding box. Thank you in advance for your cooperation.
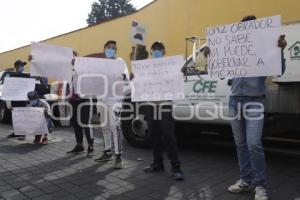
[227,15,287,200]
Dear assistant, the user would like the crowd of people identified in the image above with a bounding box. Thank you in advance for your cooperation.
[3,15,288,200]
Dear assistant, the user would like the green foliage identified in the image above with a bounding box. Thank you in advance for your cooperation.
[87,0,136,25]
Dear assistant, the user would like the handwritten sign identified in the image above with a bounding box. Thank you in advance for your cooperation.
[131,55,185,102]
[12,107,48,135]
[74,57,127,98]
[206,15,282,78]
[1,77,36,101]
[30,42,74,82]
[131,21,147,46]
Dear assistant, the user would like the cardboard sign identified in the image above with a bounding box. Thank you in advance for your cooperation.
[30,42,74,82]
[131,21,147,46]
[131,55,185,102]
[12,107,48,135]
[74,57,127,98]
[206,15,282,78]
[1,77,36,101]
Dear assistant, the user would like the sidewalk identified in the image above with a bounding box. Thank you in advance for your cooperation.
[0,124,299,200]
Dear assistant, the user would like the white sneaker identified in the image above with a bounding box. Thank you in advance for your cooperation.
[254,186,269,200]
[228,179,254,193]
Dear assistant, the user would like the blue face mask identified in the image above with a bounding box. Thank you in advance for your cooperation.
[30,99,39,106]
[105,48,116,59]
[152,50,163,58]
[17,66,24,73]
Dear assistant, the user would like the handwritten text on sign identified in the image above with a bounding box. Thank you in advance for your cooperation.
[131,55,185,102]
[207,15,282,78]
[12,107,48,135]
[1,77,36,101]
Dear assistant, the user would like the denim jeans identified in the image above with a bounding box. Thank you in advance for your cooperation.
[229,96,267,187]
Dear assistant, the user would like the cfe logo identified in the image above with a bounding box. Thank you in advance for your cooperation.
[193,80,218,93]
[288,41,300,61]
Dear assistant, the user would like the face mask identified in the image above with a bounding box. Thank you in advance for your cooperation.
[105,48,116,59]
[17,66,24,73]
[152,50,163,58]
[30,99,39,106]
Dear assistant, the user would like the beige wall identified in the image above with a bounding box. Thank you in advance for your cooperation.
[0,0,299,72]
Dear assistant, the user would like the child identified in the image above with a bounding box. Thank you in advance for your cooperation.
[27,91,53,145]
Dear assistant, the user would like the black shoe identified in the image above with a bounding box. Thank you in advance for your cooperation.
[87,145,94,157]
[7,133,25,140]
[144,162,165,173]
[67,146,84,154]
[7,133,16,138]
[171,164,184,181]
[114,155,123,169]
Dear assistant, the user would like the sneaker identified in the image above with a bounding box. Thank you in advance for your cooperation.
[114,155,123,169]
[67,145,84,154]
[41,137,48,145]
[87,145,94,157]
[144,162,165,173]
[94,151,113,162]
[172,168,184,181]
[254,186,269,200]
[228,180,254,193]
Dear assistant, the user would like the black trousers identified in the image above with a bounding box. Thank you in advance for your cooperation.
[71,99,95,146]
[147,104,180,166]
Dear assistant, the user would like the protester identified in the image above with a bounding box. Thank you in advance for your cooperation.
[67,51,95,157]
[93,40,129,170]
[27,91,53,144]
[131,41,184,181]
[7,60,30,140]
[227,15,287,200]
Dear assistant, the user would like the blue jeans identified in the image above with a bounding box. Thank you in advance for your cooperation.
[229,96,267,187]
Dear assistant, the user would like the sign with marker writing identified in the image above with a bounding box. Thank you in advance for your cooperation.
[12,107,49,135]
[1,77,36,101]
[131,55,185,102]
[206,15,282,78]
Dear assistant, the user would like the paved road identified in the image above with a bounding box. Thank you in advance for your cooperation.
[0,124,300,200]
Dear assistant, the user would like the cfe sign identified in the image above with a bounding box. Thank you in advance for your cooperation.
[193,80,218,93]
[206,15,282,78]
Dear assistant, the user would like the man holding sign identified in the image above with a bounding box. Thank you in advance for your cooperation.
[132,41,185,181]
[93,41,129,169]
[223,16,287,200]
[5,60,32,139]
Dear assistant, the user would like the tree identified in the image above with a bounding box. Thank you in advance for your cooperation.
[87,0,136,25]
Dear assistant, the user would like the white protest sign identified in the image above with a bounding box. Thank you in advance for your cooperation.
[12,107,49,135]
[1,77,36,101]
[74,57,126,98]
[131,55,185,102]
[206,15,282,78]
[131,21,147,45]
[30,42,74,82]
